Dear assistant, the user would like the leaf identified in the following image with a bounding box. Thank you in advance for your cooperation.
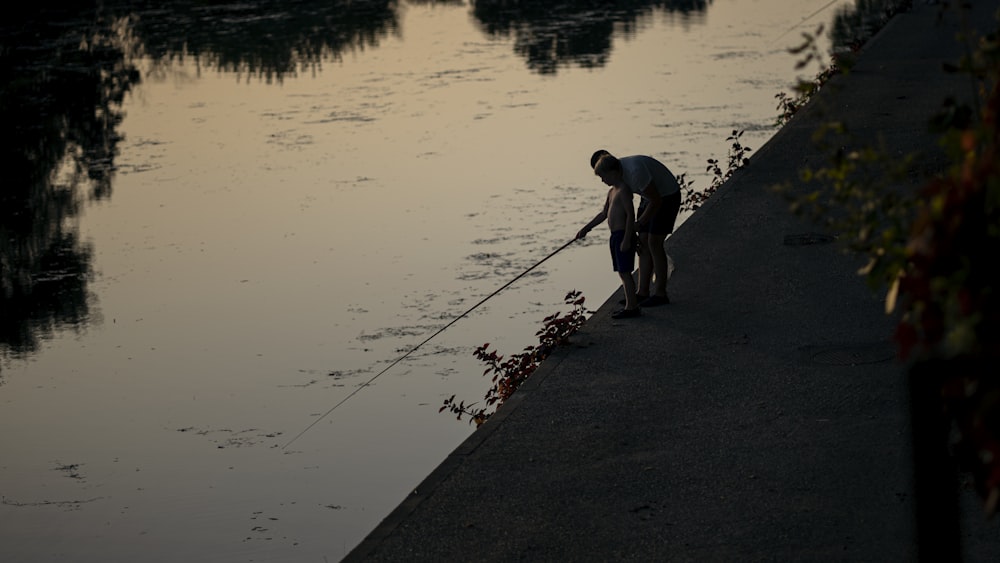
[857,256,877,276]
[885,273,901,315]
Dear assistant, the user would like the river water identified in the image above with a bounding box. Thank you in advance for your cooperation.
[1,1,864,560]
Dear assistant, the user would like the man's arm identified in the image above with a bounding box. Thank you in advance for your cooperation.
[636,180,661,227]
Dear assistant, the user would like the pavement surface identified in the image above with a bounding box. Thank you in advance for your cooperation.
[346,3,1000,561]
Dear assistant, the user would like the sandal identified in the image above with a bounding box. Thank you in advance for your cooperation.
[611,308,642,319]
[639,294,670,307]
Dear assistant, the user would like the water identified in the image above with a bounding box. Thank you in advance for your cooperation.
[1,1,856,560]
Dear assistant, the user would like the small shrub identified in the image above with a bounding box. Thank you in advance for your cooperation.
[680,129,752,212]
[441,290,588,426]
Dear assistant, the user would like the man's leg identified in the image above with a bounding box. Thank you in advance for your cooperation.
[648,233,669,297]
[636,233,653,298]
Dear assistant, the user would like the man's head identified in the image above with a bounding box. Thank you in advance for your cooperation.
[590,149,611,169]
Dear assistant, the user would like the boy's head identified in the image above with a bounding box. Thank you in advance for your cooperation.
[593,153,623,186]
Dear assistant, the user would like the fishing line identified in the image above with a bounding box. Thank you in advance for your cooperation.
[282,237,579,448]
[770,0,843,46]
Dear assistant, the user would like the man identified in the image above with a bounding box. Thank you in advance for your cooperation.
[589,149,681,306]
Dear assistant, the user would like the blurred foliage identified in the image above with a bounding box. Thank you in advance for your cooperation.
[778,1,1000,514]
[442,290,588,426]
[784,120,918,293]
[902,21,1000,512]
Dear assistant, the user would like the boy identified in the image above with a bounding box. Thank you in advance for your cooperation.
[576,154,641,319]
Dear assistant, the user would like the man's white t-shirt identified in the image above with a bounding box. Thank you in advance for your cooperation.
[620,155,680,198]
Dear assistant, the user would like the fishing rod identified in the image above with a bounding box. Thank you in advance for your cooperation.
[282,237,580,448]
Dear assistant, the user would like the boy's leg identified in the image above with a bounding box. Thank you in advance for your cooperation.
[619,271,639,310]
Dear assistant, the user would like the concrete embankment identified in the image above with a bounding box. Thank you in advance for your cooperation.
[347,3,1000,560]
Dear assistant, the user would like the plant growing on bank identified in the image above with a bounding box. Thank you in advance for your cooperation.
[774,24,843,127]
[443,129,751,426]
[775,0,913,126]
[441,290,588,426]
[679,129,753,212]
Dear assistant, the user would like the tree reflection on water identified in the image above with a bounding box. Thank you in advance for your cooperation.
[0,0,709,359]
[0,0,406,358]
[0,0,876,360]
[129,0,403,83]
[471,0,710,74]
[1,4,132,356]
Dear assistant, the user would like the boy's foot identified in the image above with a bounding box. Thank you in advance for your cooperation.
[611,307,642,319]
[639,294,670,307]
[619,294,647,305]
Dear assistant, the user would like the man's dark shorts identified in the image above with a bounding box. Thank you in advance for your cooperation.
[637,190,682,235]
[609,230,635,273]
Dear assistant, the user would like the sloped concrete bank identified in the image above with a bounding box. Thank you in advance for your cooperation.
[346,3,1000,561]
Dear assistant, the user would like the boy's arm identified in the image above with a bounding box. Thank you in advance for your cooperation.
[576,191,610,239]
[621,189,636,251]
